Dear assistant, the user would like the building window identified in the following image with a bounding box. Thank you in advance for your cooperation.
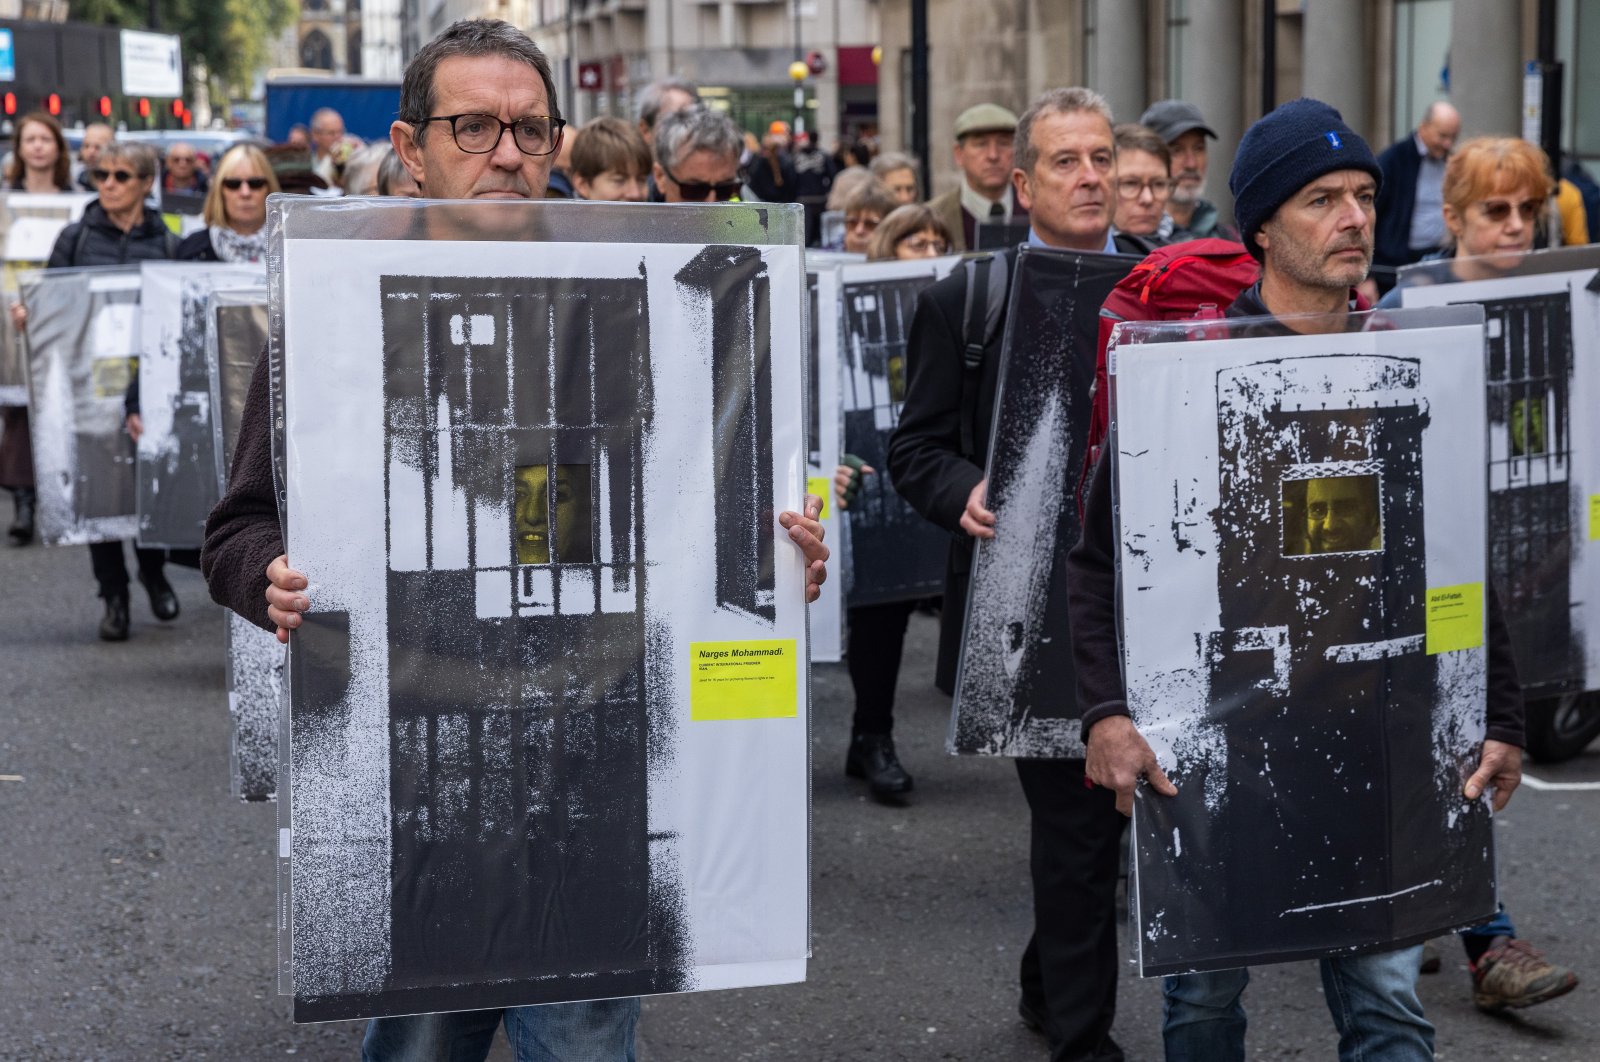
[1391,0,1452,140]
[300,28,334,70]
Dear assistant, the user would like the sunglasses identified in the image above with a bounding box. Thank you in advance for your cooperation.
[661,163,743,202]
[91,168,142,184]
[1476,198,1542,223]
[222,177,270,191]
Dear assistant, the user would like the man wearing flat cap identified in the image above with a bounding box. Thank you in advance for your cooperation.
[1139,98,1239,242]
[929,102,1028,252]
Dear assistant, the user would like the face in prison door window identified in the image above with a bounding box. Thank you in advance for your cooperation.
[515,463,594,565]
[1283,474,1383,556]
[1509,393,1547,456]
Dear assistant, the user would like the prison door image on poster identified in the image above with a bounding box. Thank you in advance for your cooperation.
[840,269,949,604]
[375,271,683,990]
[1463,290,1575,693]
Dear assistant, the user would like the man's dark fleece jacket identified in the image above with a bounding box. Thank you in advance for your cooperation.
[200,349,279,631]
[1064,281,1526,749]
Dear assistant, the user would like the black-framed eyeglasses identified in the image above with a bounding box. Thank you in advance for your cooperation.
[422,113,567,156]
[1116,176,1174,199]
[660,163,744,202]
[221,177,270,191]
[92,168,142,184]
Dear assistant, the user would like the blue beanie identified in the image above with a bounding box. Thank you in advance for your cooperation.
[1229,98,1381,260]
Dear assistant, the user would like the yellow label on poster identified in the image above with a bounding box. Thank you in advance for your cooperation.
[690,640,798,721]
[805,476,831,520]
[1425,583,1483,655]
[1590,494,1600,541]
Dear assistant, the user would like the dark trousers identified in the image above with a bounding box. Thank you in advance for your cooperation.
[89,541,200,597]
[1015,758,1126,1062]
[846,599,918,735]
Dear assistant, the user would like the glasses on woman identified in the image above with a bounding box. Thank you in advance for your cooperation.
[898,235,949,255]
[92,168,141,184]
[845,213,881,231]
[422,113,567,156]
[1476,198,1542,223]
[222,177,270,191]
[1116,176,1173,199]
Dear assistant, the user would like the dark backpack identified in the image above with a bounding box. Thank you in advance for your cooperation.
[1079,238,1259,510]
[956,249,1013,460]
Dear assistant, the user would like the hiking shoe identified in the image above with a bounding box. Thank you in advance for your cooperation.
[1472,935,1579,1011]
[1419,939,1441,974]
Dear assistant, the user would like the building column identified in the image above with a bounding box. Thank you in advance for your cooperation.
[1451,0,1521,137]
[1184,0,1245,228]
[1301,0,1370,137]
[1093,0,1145,125]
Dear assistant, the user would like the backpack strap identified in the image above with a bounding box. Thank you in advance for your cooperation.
[957,250,1011,459]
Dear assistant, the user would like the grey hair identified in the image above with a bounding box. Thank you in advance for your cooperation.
[340,142,391,195]
[101,141,157,180]
[310,107,344,130]
[377,148,412,195]
[637,77,700,131]
[399,19,560,145]
[1014,87,1114,176]
[870,151,919,179]
[652,105,743,171]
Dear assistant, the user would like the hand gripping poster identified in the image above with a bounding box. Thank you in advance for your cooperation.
[836,255,961,606]
[20,266,142,545]
[272,197,810,1021]
[950,246,1136,756]
[137,262,264,548]
[208,285,278,802]
[1399,246,1600,703]
[1110,306,1497,976]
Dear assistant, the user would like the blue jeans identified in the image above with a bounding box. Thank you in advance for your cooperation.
[1162,946,1433,1062]
[362,998,640,1062]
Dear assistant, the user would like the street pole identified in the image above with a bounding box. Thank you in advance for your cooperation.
[910,0,930,198]
[1259,0,1275,117]
[1536,0,1563,169]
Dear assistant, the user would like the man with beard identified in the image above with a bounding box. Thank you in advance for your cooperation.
[1067,97,1526,1062]
[1139,98,1239,242]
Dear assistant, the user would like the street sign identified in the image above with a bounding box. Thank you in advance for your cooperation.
[578,61,604,91]
[120,29,182,98]
[0,30,15,83]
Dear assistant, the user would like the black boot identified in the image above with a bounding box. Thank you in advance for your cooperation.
[7,487,33,546]
[845,732,914,802]
[138,569,180,621]
[99,593,131,641]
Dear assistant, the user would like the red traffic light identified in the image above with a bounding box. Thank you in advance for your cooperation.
[171,99,184,118]
[99,96,113,118]
[138,98,151,118]
[181,110,192,128]
[2,93,14,116]
[46,93,61,116]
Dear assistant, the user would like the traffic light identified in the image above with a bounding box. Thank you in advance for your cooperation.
[46,93,60,116]
[2,93,14,116]
[171,99,183,118]
[99,96,113,118]
[138,97,150,119]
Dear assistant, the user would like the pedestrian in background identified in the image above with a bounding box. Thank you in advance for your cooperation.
[338,142,391,197]
[1110,124,1173,246]
[870,150,921,205]
[160,142,209,196]
[866,203,951,261]
[651,106,746,204]
[175,144,279,263]
[840,179,898,255]
[1375,101,1461,282]
[1138,98,1238,242]
[928,103,1023,252]
[376,147,420,197]
[569,116,651,203]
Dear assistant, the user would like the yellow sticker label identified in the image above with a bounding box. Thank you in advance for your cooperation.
[1590,494,1600,542]
[690,640,799,721]
[1425,583,1484,655]
[805,476,831,520]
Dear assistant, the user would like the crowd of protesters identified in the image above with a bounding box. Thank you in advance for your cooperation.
[4,17,1599,1060]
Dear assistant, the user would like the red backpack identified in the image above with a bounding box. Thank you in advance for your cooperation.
[1079,238,1260,511]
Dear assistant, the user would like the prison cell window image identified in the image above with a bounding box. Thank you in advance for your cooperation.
[1282,474,1383,556]
[514,463,594,566]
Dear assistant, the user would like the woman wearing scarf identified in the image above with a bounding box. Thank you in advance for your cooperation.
[176,145,280,263]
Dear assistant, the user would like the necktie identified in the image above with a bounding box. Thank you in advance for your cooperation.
[989,201,1004,218]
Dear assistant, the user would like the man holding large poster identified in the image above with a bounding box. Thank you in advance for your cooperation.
[201,18,828,1061]
[1068,98,1525,1061]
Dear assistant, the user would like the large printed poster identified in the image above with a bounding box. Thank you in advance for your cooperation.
[950,247,1135,757]
[1111,309,1496,975]
[1400,250,1600,697]
[21,266,142,545]
[275,199,810,1021]
[1,192,93,404]
[137,262,264,548]
[208,285,279,802]
[837,256,960,605]
[803,256,852,662]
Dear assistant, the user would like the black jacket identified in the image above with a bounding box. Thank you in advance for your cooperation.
[47,200,177,270]
[1065,283,1525,747]
[175,229,221,261]
[1374,134,1425,270]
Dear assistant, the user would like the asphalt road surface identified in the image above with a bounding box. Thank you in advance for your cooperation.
[3,540,1596,1060]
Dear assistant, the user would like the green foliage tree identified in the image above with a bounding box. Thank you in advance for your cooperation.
[71,0,297,97]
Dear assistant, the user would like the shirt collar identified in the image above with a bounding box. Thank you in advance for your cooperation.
[1027,227,1118,254]
[961,178,1012,221]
